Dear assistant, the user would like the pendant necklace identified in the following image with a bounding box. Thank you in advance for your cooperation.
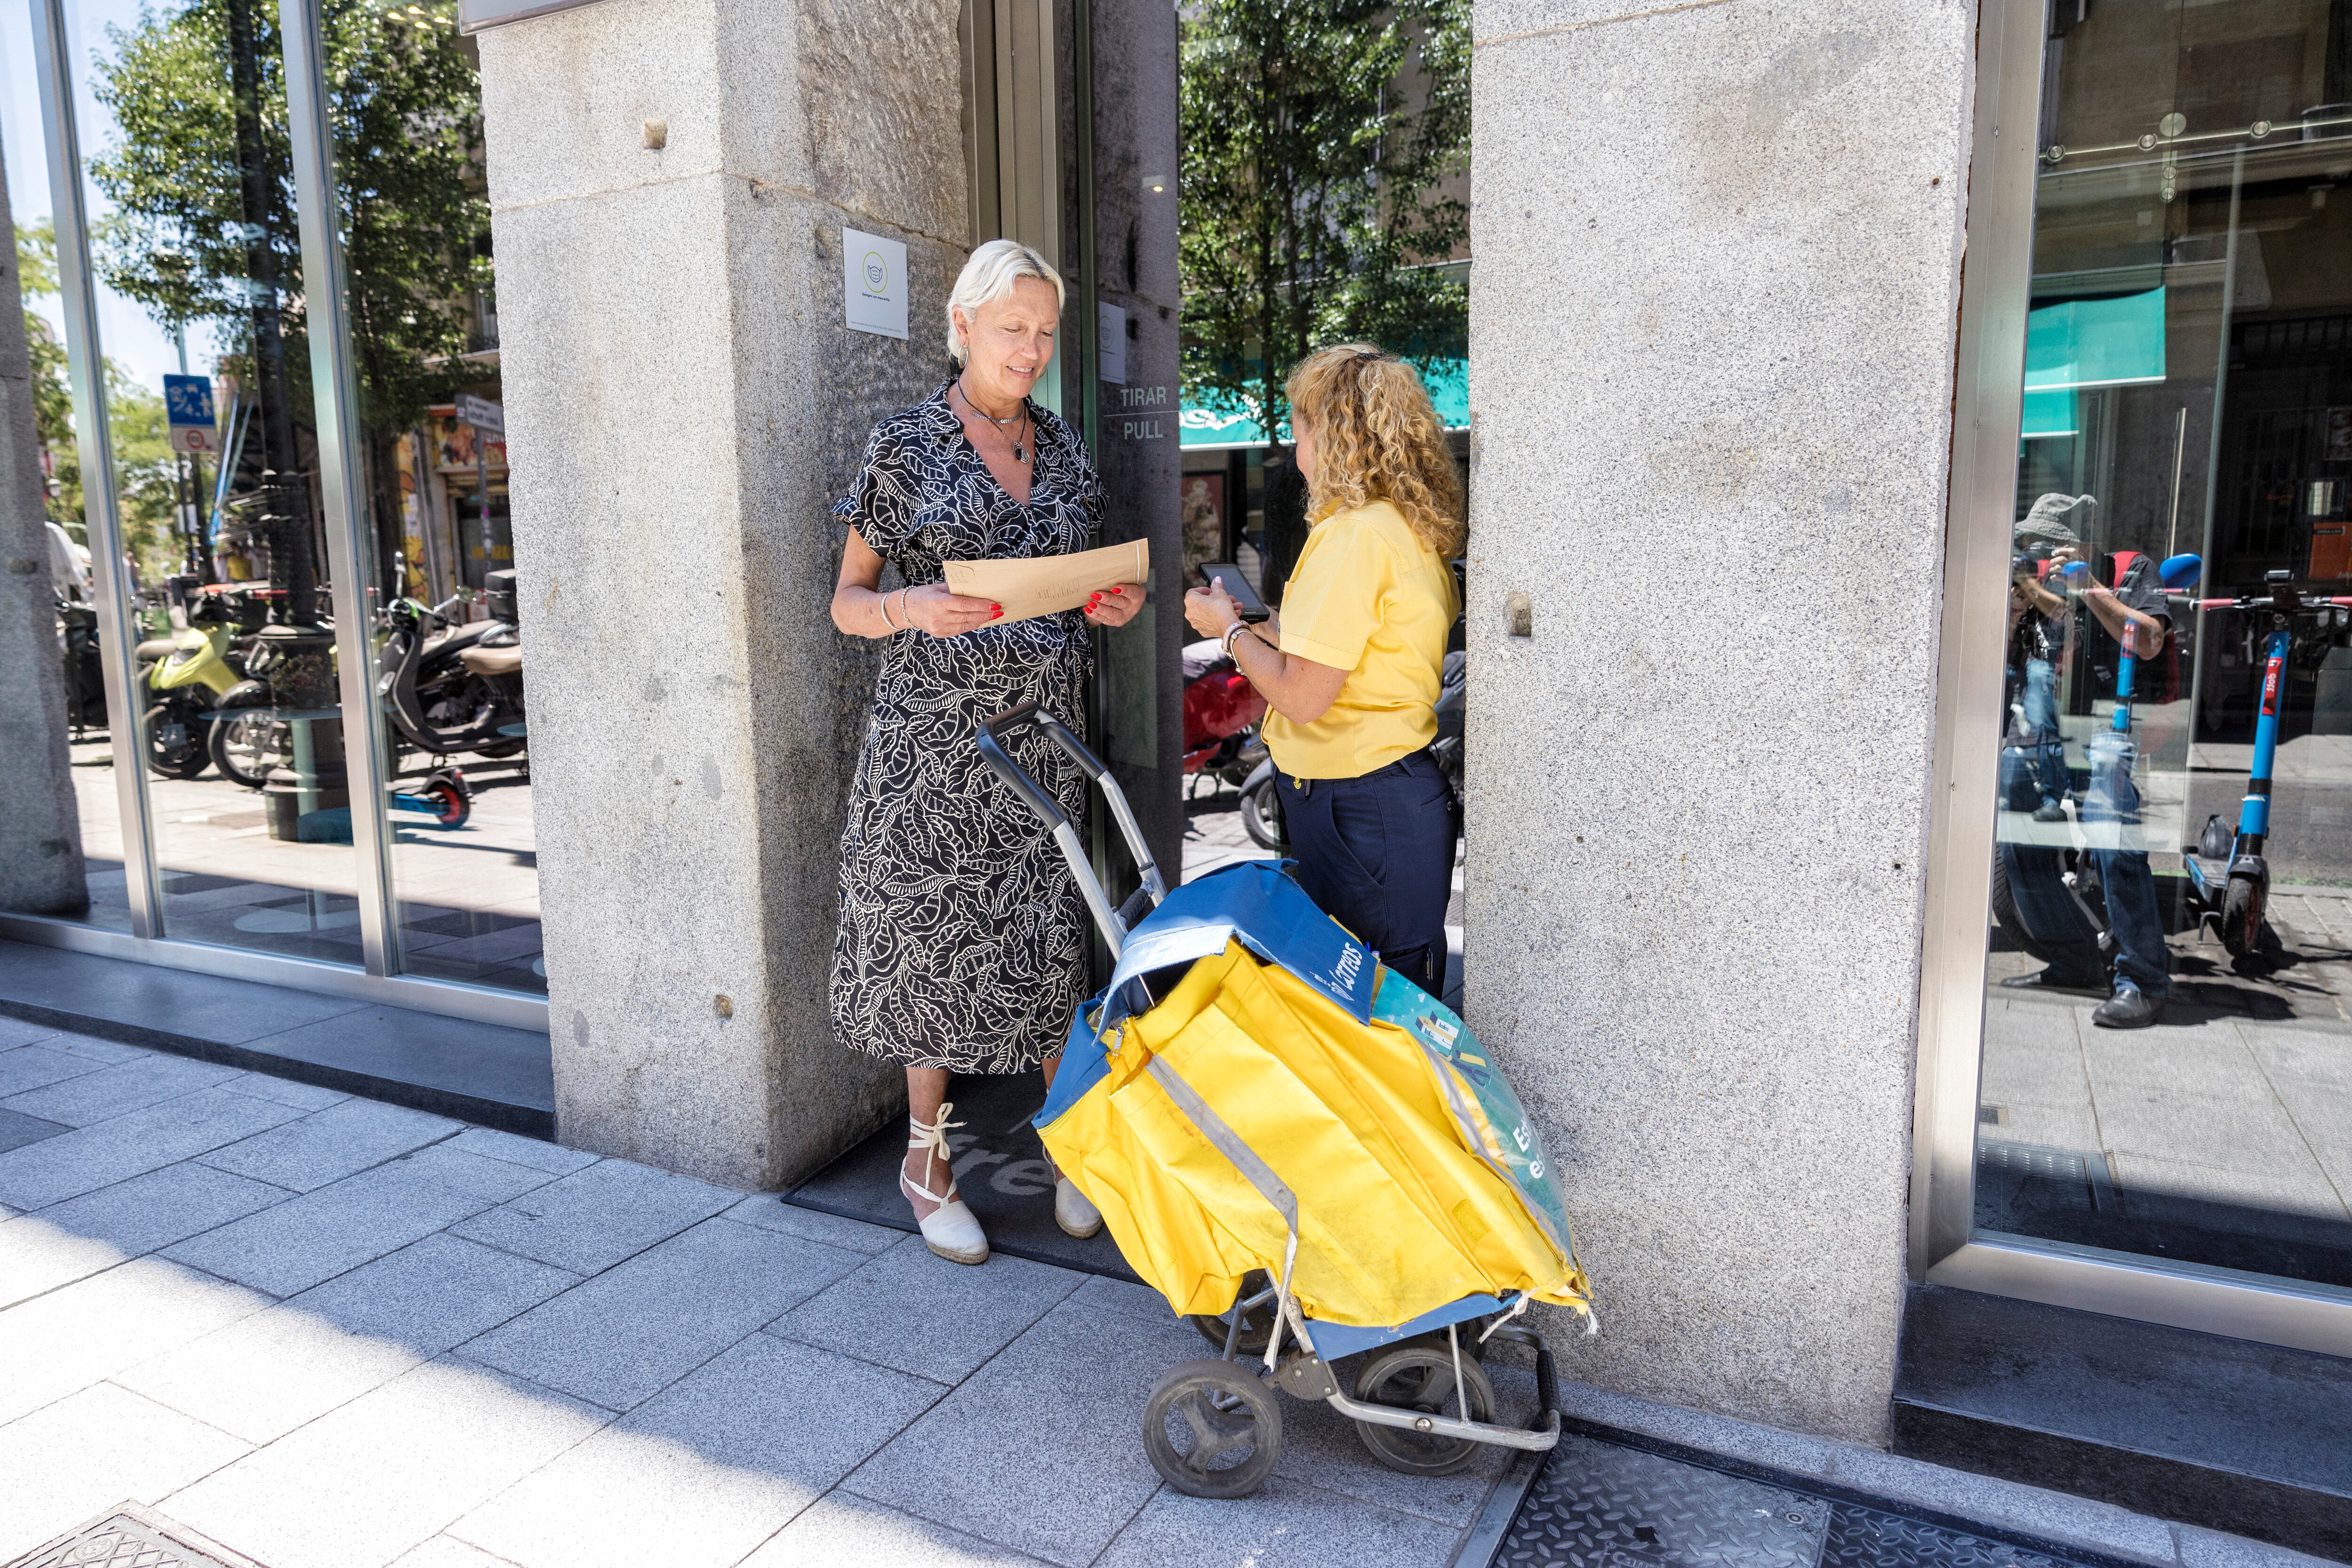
[955,382,1030,464]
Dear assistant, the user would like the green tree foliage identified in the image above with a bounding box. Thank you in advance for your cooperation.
[88,0,489,438]
[1177,0,1470,451]
[15,216,174,581]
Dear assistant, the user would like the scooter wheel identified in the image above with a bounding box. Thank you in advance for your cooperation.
[421,776,471,828]
[2221,877,2266,963]
[1143,1359,1281,1499]
[1186,1270,1276,1357]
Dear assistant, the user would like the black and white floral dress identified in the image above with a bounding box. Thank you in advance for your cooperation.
[829,382,1102,1074]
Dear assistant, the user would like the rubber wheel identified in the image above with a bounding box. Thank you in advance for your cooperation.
[1240,778,1287,852]
[1989,850,2050,964]
[469,739,526,760]
[1143,1359,1281,1499]
[208,711,273,789]
[1187,1270,1276,1356]
[1352,1337,1497,1476]
[144,703,210,780]
[422,778,470,828]
[2221,876,2265,961]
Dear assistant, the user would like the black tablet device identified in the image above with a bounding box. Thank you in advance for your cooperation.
[1197,562,1271,622]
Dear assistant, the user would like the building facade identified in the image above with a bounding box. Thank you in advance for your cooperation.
[2,0,2349,1540]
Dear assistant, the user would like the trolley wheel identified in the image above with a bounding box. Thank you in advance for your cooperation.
[1143,1359,1282,1498]
[1352,1337,1497,1476]
[1187,1270,1276,1357]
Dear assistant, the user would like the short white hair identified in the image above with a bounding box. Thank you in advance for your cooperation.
[946,239,1065,365]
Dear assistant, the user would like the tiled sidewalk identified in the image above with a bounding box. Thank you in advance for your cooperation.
[0,1016,1526,1568]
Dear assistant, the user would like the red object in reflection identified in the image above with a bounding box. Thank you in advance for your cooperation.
[1181,656,1265,772]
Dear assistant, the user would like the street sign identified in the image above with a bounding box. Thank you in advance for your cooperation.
[455,392,505,435]
[163,374,218,455]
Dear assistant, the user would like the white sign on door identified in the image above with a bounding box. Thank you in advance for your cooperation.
[1098,303,1128,386]
[843,229,908,341]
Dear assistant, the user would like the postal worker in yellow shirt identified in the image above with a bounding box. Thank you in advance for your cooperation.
[1184,345,1464,993]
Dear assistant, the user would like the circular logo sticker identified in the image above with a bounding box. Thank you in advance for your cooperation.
[863,252,889,294]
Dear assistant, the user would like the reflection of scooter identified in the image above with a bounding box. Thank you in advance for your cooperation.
[1990,554,2202,974]
[377,570,526,762]
[2179,570,2352,963]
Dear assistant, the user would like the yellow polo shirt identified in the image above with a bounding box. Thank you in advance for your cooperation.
[1262,500,1459,780]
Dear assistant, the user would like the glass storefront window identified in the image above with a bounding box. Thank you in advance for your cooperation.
[2,0,539,999]
[1978,0,2352,1288]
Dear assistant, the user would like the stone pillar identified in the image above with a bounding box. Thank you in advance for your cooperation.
[0,136,88,916]
[1466,1,1975,1441]
[477,0,974,1186]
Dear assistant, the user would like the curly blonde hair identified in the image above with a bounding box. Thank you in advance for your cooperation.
[1286,345,1465,557]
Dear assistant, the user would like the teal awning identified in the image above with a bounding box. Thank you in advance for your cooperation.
[2021,287,2165,439]
[1180,357,1470,448]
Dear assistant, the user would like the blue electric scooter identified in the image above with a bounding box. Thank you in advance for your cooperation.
[2179,569,2352,962]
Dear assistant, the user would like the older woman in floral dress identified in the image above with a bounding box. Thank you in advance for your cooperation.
[828,240,1146,1265]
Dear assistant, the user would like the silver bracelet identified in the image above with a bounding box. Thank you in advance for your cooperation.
[896,587,914,632]
[1222,621,1250,657]
[878,589,902,633]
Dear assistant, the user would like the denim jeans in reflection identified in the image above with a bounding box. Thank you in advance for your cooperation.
[2019,658,2067,808]
[1996,741,2170,1000]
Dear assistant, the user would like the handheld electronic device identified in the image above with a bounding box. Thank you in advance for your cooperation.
[1197,562,1271,623]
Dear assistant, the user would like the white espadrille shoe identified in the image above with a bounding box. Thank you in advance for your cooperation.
[904,1102,988,1265]
[1054,1175,1103,1239]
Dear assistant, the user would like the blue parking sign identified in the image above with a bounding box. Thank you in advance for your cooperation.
[163,374,215,428]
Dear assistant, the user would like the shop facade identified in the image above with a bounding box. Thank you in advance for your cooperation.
[2,0,2350,1539]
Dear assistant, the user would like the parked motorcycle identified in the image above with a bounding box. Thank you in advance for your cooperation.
[376,568,526,764]
[1181,638,1267,796]
[141,586,267,780]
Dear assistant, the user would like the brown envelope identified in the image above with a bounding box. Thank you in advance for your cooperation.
[943,538,1150,625]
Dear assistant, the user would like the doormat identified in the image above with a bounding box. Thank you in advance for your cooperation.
[783,1067,1141,1283]
[1475,1419,2161,1568]
[5,1504,268,1568]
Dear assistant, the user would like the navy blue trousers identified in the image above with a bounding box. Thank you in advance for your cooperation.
[1278,749,1458,995]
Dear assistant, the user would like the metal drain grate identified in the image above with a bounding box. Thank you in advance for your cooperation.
[4,1506,264,1568]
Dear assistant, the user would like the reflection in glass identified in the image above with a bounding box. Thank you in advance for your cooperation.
[311,6,540,993]
[1979,0,2352,1287]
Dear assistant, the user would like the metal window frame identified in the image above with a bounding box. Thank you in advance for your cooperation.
[18,0,548,1038]
[1911,0,2352,1357]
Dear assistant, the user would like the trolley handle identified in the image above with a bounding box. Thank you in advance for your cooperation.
[977,701,1169,956]
[977,703,1078,833]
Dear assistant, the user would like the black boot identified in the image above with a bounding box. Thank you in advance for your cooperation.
[2092,984,2161,1029]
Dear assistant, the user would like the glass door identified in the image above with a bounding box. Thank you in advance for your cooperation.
[1971,0,2352,1294]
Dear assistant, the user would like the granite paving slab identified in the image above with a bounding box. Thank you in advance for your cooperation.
[160,1149,511,1297]
[0,1106,67,1157]
[1,1053,246,1129]
[0,1383,252,1563]
[161,1357,609,1568]
[459,1218,862,1410]
[440,1125,597,1176]
[723,1194,902,1255]
[0,1043,105,1098]
[842,1295,1205,1567]
[1094,1475,1467,1568]
[767,1233,1083,1384]
[0,1257,270,1426]
[450,1333,943,1568]
[0,1162,290,1309]
[450,1156,735,1274]
[738,1490,1055,1567]
[119,1233,581,1444]
[0,1087,306,1210]
[196,1100,463,1193]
